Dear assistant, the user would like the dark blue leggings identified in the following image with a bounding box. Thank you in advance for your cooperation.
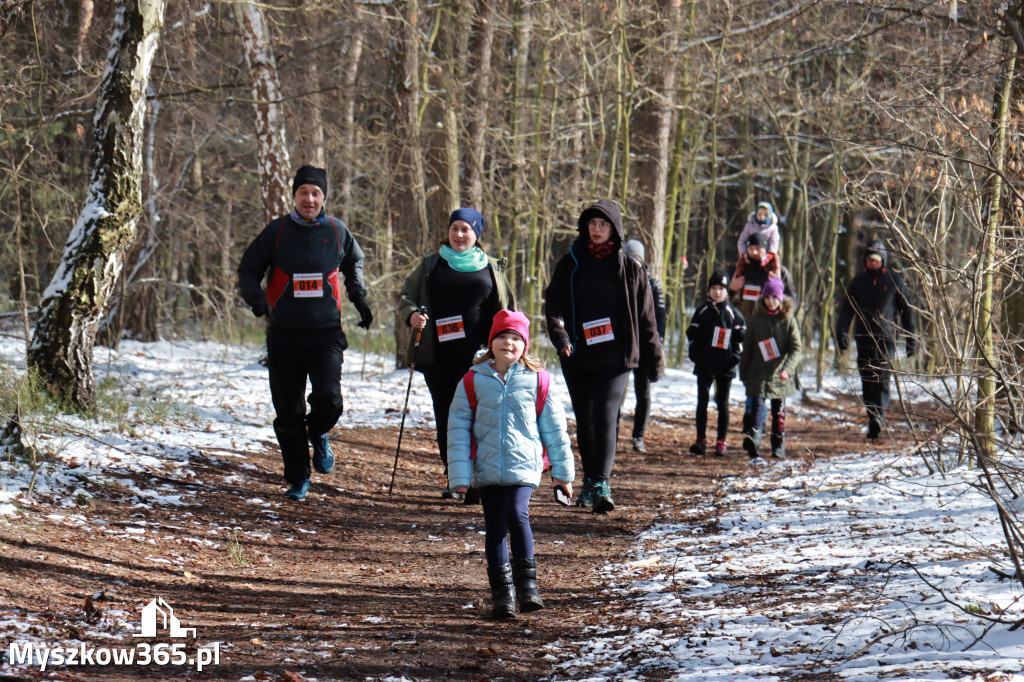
[479,485,534,567]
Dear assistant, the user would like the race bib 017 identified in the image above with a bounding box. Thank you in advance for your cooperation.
[582,317,615,345]
[742,283,762,301]
[758,337,781,361]
[711,327,731,349]
[436,315,467,342]
[293,273,324,298]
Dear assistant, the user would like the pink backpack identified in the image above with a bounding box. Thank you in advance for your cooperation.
[462,369,551,470]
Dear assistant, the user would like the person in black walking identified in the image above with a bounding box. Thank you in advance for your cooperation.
[399,208,516,500]
[686,270,746,456]
[836,238,917,439]
[545,200,664,513]
[237,165,374,501]
[622,239,666,453]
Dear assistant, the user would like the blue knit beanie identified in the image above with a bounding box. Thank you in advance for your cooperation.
[449,208,485,238]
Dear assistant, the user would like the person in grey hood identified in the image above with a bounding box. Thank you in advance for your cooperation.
[836,238,917,439]
[545,200,664,513]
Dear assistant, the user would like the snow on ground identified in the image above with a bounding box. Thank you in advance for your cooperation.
[2,337,1022,679]
[547,452,1024,680]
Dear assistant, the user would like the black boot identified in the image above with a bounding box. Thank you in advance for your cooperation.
[742,429,762,458]
[770,432,786,460]
[487,564,516,619]
[511,557,544,613]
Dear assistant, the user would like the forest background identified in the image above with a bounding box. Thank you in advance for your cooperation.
[2,0,1024,442]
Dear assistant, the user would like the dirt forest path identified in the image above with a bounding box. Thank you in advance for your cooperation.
[0,395,911,681]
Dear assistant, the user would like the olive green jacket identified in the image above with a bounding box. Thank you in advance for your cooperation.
[398,252,516,369]
[739,298,802,399]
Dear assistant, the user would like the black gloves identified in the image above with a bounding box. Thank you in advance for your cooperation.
[837,335,849,352]
[353,295,374,329]
[251,297,270,318]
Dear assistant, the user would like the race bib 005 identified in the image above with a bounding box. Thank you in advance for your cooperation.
[436,315,467,342]
[742,283,762,301]
[711,327,731,349]
[582,317,614,345]
[293,273,324,298]
[758,337,780,361]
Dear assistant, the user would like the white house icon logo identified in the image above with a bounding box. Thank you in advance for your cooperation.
[132,597,197,638]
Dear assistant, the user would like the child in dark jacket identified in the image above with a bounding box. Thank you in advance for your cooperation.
[686,270,746,456]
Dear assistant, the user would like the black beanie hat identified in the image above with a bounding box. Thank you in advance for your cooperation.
[292,165,328,197]
[708,270,729,290]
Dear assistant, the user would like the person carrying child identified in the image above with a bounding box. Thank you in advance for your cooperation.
[738,276,802,460]
[729,231,796,320]
[686,270,746,456]
[737,201,780,260]
[447,310,575,619]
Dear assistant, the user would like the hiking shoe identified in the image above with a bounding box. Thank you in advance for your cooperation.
[311,434,334,474]
[284,480,310,501]
[631,437,647,453]
[463,487,480,505]
[592,480,615,514]
[714,440,728,456]
[576,478,596,510]
[689,438,706,456]
[867,418,882,440]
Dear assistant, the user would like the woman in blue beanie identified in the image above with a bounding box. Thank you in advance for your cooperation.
[399,208,516,501]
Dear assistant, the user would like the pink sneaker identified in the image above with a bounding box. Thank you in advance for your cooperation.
[714,440,728,456]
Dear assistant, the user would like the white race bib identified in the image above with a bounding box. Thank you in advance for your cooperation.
[436,315,467,342]
[758,337,780,361]
[742,283,762,301]
[293,273,324,298]
[582,317,615,345]
[711,327,731,350]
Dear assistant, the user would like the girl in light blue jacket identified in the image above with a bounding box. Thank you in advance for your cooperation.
[448,310,575,619]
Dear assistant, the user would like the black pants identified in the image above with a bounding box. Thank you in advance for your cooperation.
[696,374,733,442]
[630,368,652,439]
[479,485,534,567]
[561,363,631,484]
[267,326,346,485]
[422,361,474,470]
[856,337,895,423]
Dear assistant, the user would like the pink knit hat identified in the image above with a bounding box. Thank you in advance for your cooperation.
[488,310,530,353]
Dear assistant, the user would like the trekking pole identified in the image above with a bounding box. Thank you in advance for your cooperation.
[389,309,425,495]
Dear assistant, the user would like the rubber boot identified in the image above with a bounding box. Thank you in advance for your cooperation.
[511,557,544,613]
[770,432,786,460]
[487,564,516,619]
[742,429,762,458]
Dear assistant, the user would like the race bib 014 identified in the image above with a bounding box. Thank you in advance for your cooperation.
[758,337,781,361]
[293,273,324,298]
[436,315,467,342]
[582,317,615,345]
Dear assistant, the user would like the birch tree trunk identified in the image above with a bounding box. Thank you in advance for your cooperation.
[27,0,167,409]
[235,1,292,225]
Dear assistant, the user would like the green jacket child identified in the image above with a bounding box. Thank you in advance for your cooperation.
[739,277,802,459]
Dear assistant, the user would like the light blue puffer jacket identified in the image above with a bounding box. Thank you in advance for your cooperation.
[447,362,574,491]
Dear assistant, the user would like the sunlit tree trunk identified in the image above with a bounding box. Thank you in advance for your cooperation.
[28,0,167,409]
[235,1,292,225]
